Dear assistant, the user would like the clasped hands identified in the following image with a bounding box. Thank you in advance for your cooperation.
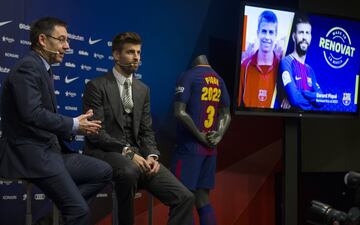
[200,131,223,148]
[126,146,160,176]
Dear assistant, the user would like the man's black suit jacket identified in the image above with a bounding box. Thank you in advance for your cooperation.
[0,51,74,178]
[83,72,160,157]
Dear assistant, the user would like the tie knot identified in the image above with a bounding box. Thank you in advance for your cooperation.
[124,79,130,88]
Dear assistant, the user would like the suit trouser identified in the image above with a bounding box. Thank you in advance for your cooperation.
[30,153,112,225]
[88,151,194,225]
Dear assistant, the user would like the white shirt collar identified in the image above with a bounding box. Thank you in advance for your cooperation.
[112,67,133,85]
[39,55,51,71]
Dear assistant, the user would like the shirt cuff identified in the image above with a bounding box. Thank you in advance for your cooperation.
[122,146,129,155]
[72,118,79,131]
[147,154,159,161]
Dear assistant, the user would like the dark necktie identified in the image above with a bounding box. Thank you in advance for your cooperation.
[47,68,54,90]
[122,78,133,113]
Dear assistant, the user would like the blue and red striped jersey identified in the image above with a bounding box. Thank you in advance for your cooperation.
[174,65,230,155]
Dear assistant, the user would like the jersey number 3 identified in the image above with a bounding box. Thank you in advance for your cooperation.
[204,105,215,128]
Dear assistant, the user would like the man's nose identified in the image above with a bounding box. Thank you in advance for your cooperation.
[265,32,272,39]
[134,53,140,61]
[63,42,70,49]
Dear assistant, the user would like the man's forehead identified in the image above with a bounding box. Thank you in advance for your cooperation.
[52,25,67,35]
[259,22,277,29]
[123,43,142,50]
[296,23,311,30]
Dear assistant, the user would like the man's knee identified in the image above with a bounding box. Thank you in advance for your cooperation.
[100,162,113,182]
[87,157,113,182]
[113,163,139,186]
[181,188,195,205]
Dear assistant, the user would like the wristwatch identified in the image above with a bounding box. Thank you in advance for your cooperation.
[125,150,135,160]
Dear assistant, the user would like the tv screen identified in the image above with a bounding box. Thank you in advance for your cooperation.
[234,3,360,117]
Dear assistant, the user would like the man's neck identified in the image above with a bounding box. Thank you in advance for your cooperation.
[191,55,209,67]
[257,51,274,65]
[34,48,51,64]
[291,51,306,64]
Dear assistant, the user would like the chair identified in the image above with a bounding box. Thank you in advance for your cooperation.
[25,180,33,225]
[52,205,60,225]
[111,182,153,225]
[147,193,153,225]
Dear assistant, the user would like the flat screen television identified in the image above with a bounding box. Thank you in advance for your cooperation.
[234,3,360,117]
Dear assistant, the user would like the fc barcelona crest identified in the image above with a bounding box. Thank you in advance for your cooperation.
[342,93,351,106]
[258,89,267,102]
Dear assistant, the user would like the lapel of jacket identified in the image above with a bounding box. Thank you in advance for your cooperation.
[30,51,57,112]
[47,68,57,112]
[131,78,143,138]
[105,72,124,130]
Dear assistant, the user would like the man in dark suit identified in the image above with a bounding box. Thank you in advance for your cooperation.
[0,17,112,225]
[83,32,194,225]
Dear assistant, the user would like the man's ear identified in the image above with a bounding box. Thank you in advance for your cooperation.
[113,50,120,61]
[38,34,47,48]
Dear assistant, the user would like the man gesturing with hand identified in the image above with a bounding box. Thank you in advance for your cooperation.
[0,17,112,225]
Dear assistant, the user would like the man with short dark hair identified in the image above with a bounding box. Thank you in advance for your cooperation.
[83,32,194,225]
[0,17,112,225]
[278,14,323,110]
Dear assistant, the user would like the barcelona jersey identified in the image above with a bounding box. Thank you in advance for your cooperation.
[237,50,280,108]
[174,66,230,155]
[278,54,323,110]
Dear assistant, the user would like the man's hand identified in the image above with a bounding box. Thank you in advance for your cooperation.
[76,109,102,135]
[199,132,214,148]
[146,157,160,176]
[132,154,151,173]
[206,131,222,147]
[274,38,285,59]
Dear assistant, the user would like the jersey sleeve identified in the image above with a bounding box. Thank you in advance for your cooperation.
[301,66,324,108]
[175,71,193,104]
[279,57,313,110]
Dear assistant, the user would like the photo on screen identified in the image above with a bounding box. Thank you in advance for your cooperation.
[280,13,360,113]
[237,5,295,109]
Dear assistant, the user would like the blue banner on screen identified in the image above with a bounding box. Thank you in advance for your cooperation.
[304,14,360,112]
[235,3,360,117]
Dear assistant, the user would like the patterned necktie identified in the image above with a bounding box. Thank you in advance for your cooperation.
[122,78,133,113]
